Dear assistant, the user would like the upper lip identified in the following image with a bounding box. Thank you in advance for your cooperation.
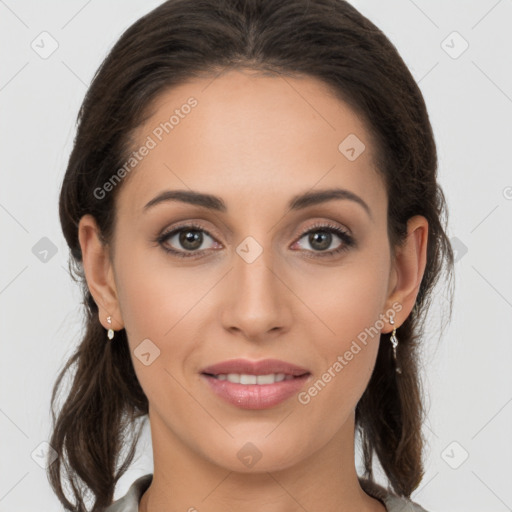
[201,358,310,377]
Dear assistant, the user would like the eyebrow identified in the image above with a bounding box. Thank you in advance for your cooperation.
[143,187,372,219]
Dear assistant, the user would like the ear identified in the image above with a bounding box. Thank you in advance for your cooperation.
[381,215,428,332]
[78,214,124,331]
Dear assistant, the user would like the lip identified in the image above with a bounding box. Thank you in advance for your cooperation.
[200,358,310,377]
[200,358,311,410]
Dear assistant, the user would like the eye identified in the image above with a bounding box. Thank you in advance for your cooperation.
[292,221,355,258]
[154,221,355,259]
[156,222,220,258]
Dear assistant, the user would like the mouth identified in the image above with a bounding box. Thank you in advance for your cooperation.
[201,372,308,384]
[200,357,310,379]
[199,358,311,409]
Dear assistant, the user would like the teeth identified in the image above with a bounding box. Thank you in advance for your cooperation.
[255,374,279,384]
[214,373,293,384]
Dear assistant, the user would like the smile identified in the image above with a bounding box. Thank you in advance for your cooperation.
[205,373,297,384]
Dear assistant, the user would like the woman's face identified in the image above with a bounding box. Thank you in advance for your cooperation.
[84,69,416,473]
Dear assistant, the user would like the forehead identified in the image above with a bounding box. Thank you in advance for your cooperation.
[116,69,385,217]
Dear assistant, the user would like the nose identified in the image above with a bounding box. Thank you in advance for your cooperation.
[220,245,292,342]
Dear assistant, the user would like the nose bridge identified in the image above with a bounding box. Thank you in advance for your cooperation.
[222,232,289,336]
[234,236,279,306]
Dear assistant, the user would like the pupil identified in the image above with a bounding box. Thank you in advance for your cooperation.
[180,230,202,250]
[310,231,330,251]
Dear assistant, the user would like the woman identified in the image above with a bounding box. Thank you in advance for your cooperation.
[49,0,454,511]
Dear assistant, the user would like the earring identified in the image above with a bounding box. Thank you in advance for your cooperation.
[388,315,402,374]
[106,316,115,340]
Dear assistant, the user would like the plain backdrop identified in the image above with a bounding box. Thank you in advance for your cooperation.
[1,1,511,511]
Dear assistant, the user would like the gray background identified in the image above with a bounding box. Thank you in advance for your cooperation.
[1,0,511,510]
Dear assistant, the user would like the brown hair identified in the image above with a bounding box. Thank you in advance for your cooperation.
[50,0,454,510]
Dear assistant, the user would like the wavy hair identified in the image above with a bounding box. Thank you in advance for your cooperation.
[49,0,454,510]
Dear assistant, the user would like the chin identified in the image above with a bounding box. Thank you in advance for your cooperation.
[200,436,313,474]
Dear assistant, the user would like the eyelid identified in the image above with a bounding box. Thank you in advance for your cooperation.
[156,219,221,242]
[292,221,354,256]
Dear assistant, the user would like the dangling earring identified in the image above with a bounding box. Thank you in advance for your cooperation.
[388,314,402,374]
[106,316,115,340]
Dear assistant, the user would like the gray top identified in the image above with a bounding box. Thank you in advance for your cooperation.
[104,474,430,512]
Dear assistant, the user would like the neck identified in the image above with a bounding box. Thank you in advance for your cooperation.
[139,408,385,512]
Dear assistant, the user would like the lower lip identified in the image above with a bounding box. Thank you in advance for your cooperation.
[201,374,310,409]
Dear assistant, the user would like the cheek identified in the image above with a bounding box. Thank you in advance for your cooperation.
[115,244,209,338]
[297,302,382,432]
[113,248,213,387]
[310,252,389,342]
[301,253,390,402]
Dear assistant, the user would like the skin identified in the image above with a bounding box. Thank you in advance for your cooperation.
[79,68,428,512]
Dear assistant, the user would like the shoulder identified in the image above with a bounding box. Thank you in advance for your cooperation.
[384,494,430,512]
[359,477,430,512]
[104,474,153,512]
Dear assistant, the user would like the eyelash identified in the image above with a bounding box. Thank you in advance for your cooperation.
[155,221,355,259]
